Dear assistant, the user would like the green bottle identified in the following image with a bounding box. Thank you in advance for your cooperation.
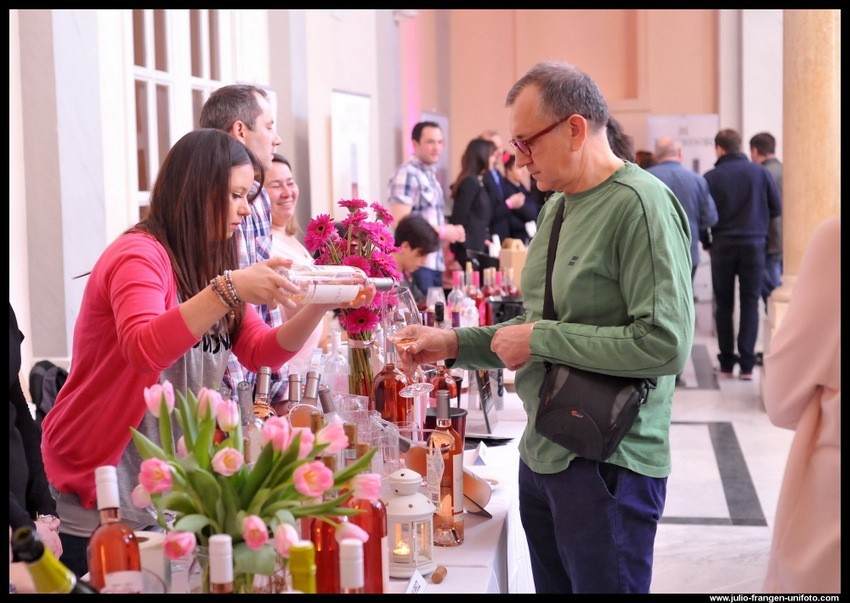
[288,539,317,594]
[11,526,99,594]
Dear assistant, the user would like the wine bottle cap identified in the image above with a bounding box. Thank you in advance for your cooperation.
[289,540,316,571]
[434,302,445,322]
[209,534,234,583]
[318,385,335,413]
[339,538,364,589]
[95,465,120,510]
[436,389,450,419]
[344,422,358,446]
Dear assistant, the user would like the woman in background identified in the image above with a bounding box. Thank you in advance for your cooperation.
[448,137,497,268]
[268,153,327,376]
[502,153,541,244]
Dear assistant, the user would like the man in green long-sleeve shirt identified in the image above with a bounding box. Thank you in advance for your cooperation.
[399,61,693,594]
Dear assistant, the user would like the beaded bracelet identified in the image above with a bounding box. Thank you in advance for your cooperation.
[223,270,242,305]
[210,280,232,310]
[209,275,238,311]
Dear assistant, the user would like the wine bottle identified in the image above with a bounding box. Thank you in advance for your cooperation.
[276,264,394,304]
[344,442,389,593]
[253,366,275,421]
[321,327,350,394]
[87,465,144,592]
[342,422,359,468]
[446,270,466,317]
[466,270,485,324]
[429,361,458,409]
[237,380,264,464]
[372,344,410,424]
[429,390,464,547]
[288,370,321,428]
[289,540,317,594]
[208,534,234,594]
[339,538,365,594]
[310,455,347,594]
[433,302,448,331]
[318,385,343,425]
[11,526,99,594]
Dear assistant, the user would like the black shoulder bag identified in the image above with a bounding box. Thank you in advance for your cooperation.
[535,199,656,461]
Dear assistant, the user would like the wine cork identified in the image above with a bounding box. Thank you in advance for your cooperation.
[431,565,448,584]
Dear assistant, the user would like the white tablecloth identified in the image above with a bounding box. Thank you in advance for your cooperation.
[388,389,535,594]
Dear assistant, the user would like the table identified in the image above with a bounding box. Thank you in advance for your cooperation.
[387,386,535,594]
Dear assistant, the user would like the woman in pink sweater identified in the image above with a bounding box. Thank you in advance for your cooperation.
[41,128,375,577]
[762,216,840,593]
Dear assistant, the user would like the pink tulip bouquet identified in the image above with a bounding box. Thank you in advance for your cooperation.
[130,381,379,592]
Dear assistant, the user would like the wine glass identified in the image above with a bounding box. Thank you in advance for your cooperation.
[383,285,421,354]
[383,286,433,412]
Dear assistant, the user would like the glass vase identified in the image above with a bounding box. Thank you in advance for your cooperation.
[187,546,288,594]
[347,334,377,401]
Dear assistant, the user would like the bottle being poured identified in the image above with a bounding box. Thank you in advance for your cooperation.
[277,264,394,305]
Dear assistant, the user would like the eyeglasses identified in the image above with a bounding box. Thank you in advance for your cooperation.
[509,116,570,156]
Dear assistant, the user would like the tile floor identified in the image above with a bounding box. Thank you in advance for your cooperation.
[650,297,794,594]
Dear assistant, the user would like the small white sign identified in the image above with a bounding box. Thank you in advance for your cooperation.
[405,569,428,593]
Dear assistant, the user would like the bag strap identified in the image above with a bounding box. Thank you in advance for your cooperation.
[541,198,657,390]
[543,199,566,322]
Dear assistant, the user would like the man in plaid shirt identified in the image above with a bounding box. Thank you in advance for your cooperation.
[200,84,289,403]
[387,121,465,294]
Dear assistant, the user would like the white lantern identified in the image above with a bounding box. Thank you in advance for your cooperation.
[384,468,436,578]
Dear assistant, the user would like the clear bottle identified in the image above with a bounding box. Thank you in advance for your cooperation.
[87,465,144,592]
[429,390,464,547]
[372,343,411,425]
[276,264,394,304]
[11,526,100,594]
[253,366,275,421]
[321,327,350,394]
[237,380,264,465]
[289,540,317,594]
[339,538,365,594]
[343,442,389,593]
[208,534,234,594]
[459,296,481,328]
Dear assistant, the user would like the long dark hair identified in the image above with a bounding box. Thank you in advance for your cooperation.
[450,138,496,198]
[134,128,264,334]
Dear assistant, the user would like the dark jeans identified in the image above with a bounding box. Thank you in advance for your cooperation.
[518,458,667,593]
[710,240,765,374]
[762,253,783,305]
[58,532,90,578]
[410,266,443,296]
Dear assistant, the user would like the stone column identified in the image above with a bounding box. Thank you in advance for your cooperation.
[762,10,840,392]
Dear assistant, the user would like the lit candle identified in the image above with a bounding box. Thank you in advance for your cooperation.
[392,540,411,562]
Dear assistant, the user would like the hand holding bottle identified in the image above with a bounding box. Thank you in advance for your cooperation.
[34,515,62,559]
[229,257,302,311]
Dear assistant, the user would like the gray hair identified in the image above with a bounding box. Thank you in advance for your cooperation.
[505,61,609,133]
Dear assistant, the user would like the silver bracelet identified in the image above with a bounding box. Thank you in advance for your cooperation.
[36,513,58,523]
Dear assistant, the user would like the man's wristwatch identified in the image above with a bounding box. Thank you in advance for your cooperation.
[36,513,59,523]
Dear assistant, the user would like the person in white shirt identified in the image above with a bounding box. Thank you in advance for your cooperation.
[269,153,327,376]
